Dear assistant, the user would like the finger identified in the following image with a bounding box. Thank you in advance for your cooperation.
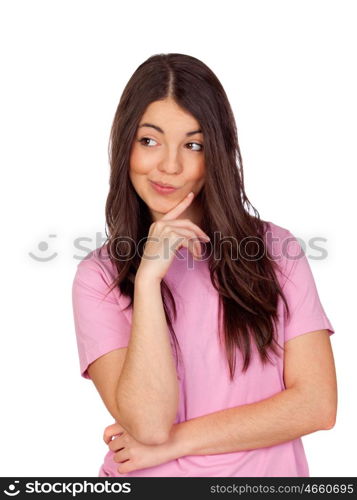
[168,230,203,259]
[161,192,194,221]
[109,437,125,452]
[163,218,210,241]
[179,239,200,260]
[103,424,116,444]
[105,431,124,446]
[114,449,130,463]
[103,422,125,444]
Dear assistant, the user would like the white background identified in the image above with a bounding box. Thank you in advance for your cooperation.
[0,0,355,477]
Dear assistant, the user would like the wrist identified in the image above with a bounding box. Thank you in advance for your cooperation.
[135,269,162,287]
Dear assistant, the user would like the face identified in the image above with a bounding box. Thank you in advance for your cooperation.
[129,97,206,225]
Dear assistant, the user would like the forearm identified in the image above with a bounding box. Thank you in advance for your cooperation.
[116,274,179,444]
[167,387,330,458]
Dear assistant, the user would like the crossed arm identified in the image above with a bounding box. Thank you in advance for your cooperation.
[111,272,336,455]
[165,330,337,459]
[105,329,337,467]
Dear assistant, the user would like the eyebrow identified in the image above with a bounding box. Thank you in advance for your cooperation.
[138,122,202,137]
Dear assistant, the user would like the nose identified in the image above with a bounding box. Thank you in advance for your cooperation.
[157,149,183,175]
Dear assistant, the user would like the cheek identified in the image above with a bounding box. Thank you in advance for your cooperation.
[191,160,205,181]
[130,147,155,175]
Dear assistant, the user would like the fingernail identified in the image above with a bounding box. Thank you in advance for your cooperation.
[187,192,194,197]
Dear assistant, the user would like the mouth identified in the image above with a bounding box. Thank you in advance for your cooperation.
[149,180,179,194]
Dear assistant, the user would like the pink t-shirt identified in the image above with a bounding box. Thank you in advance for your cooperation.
[71,220,335,477]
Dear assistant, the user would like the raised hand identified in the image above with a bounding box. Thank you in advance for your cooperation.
[136,191,210,282]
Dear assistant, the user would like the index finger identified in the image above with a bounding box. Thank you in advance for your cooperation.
[103,422,124,444]
[161,191,195,221]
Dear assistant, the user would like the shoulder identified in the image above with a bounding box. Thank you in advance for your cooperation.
[262,219,298,251]
[72,244,120,300]
[261,219,304,286]
[262,219,293,240]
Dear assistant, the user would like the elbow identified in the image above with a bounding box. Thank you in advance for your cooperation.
[305,386,337,431]
[321,411,337,430]
[116,391,178,445]
[129,418,172,445]
[318,404,337,431]
[133,414,174,445]
[117,405,173,445]
[135,428,171,446]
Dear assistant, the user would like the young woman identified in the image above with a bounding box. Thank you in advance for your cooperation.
[71,53,337,477]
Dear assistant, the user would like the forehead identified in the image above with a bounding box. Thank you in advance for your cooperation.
[140,99,201,131]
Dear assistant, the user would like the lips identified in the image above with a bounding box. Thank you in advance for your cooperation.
[151,180,177,188]
[149,180,179,194]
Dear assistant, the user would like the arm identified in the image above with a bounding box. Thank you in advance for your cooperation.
[116,274,179,445]
[168,388,331,458]
[104,330,337,474]
[104,384,331,474]
[166,330,337,458]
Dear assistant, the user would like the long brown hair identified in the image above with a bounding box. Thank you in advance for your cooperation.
[101,53,291,380]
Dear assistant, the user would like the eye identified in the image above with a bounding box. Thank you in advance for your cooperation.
[186,142,203,152]
[137,137,203,151]
[138,137,157,147]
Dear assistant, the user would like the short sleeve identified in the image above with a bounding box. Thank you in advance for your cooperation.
[281,231,335,343]
[71,257,131,379]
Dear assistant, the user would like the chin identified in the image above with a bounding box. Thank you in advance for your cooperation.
[145,195,176,215]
